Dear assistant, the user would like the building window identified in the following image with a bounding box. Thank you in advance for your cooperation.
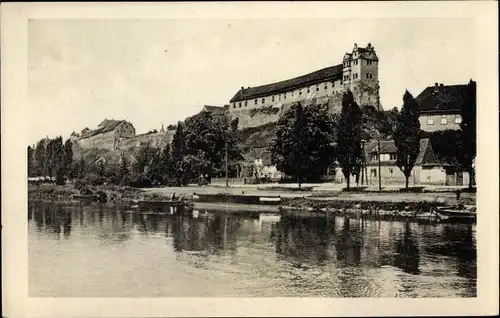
[389,168,394,178]
[308,87,310,93]
[255,99,258,105]
[324,84,328,90]
[233,103,236,108]
[262,98,265,104]
[271,96,274,102]
[427,117,434,125]
[299,90,302,95]
[316,85,319,92]
[441,115,448,125]
[371,168,377,178]
[284,93,286,100]
[455,116,462,124]
[244,101,247,106]
[238,102,241,108]
[389,154,397,160]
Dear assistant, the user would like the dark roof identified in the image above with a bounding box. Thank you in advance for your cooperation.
[203,105,227,114]
[364,138,456,167]
[80,120,126,139]
[415,84,469,114]
[230,64,343,103]
[367,140,398,154]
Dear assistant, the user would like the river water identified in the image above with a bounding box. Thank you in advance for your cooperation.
[28,202,476,297]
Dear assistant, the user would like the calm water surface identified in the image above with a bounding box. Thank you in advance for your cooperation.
[28,202,476,297]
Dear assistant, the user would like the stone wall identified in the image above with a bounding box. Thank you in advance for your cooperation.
[78,131,117,151]
[231,95,344,130]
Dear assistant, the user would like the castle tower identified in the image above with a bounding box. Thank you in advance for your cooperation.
[347,42,380,108]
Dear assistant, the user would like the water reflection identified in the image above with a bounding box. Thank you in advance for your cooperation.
[393,222,420,275]
[28,202,477,297]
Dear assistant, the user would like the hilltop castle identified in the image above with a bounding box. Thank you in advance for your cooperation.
[227,43,380,129]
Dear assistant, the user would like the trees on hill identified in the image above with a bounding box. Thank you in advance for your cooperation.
[337,90,363,189]
[394,90,421,189]
[269,102,336,188]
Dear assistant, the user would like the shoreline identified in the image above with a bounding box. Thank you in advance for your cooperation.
[29,183,476,223]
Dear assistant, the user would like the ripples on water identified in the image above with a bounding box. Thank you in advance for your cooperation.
[28,202,476,297]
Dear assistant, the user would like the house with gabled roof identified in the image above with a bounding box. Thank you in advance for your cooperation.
[416,80,475,132]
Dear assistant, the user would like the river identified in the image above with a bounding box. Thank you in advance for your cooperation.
[28,202,476,297]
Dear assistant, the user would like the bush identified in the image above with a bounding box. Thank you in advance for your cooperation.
[80,173,104,186]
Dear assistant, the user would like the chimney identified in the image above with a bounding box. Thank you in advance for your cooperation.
[434,82,439,93]
[440,83,444,87]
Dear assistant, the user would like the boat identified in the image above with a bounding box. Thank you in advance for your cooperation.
[432,205,476,221]
[415,211,449,222]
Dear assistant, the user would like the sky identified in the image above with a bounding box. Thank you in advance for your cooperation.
[28,18,476,145]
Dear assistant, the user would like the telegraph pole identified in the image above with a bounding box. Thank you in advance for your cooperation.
[377,81,382,192]
[225,143,228,188]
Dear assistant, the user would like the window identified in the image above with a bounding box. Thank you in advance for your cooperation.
[308,87,310,93]
[233,103,236,108]
[284,93,286,99]
[316,85,319,92]
[324,84,328,90]
[371,169,377,178]
[427,117,434,125]
[455,116,462,124]
[367,60,373,66]
[244,101,247,106]
[262,98,265,104]
[389,168,394,178]
[441,115,448,125]
[299,90,302,95]
[238,102,241,107]
[389,154,397,160]
[271,96,274,102]
[255,99,258,105]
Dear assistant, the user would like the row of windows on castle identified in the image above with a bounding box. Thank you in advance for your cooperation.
[231,73,375,109]
[344,72,374,81]
[343,59,376,67]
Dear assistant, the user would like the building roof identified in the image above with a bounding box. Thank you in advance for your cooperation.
[230,64,343,103]
[415,83,469,114]
[80,119,127,139]
[202,105,227,114]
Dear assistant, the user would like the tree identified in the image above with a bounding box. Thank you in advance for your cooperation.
[337,91,363,189]
[182,110,242,183]
[27,146,35,177]
[34,138,47,177]
[158,143,174,185]
[171,121,186,186]
[269,102,336,188]
[394,90,421,188]
[458,80,476,188]
[62,139,74,179]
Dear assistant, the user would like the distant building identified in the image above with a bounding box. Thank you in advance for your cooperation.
[78,119,136,151]
[229,43,380,115]
[416,81,475,132]
[202,105,228,116]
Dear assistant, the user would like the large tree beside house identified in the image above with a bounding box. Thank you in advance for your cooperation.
[337,90,363,189]
[458,80,476,188]
[269,102,336,188]
[394,90,421,188]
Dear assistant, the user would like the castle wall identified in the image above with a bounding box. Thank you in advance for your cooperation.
[78,130,117,151]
